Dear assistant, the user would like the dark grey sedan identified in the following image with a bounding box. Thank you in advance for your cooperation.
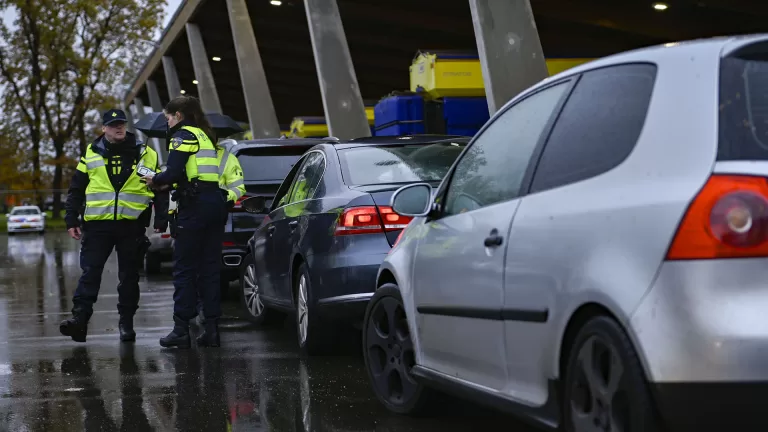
[240,135,469,355]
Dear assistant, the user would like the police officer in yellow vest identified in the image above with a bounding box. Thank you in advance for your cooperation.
[61,109,168,343]
[143,96,226,348]
[193,145,246,327]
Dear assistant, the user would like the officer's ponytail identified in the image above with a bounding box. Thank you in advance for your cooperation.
[165,96,217,143]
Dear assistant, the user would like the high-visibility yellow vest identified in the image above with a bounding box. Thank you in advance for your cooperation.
[216,148,246,203]
[78,144,158,222]
[170,126,220,183]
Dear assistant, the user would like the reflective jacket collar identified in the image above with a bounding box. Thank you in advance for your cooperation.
[90,132,143,158]
[169,119,196,135]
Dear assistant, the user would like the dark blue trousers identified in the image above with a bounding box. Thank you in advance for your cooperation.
[73,221,141,320]
[172,190,225,321]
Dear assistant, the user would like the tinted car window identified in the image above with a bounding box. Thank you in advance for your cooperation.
[719,50,768,161]
[530,63,657,193]
[273,154,307,210]
[443,82,570,216]
[288,152,325,204]
[337,141,468,186]
[236,147,307,182]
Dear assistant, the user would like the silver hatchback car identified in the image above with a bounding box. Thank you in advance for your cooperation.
[363,35,768,432]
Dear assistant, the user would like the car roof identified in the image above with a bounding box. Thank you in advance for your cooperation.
[227,137,334,153]
[512,34,768,105]
[11,206,40,210]
[334,134,470,150]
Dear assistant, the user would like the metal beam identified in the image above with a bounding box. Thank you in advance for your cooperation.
[304,0,370,140]
[226,0,280,139]
[469,0,548,115]
[185,23,223,114]
[161,56,183,100]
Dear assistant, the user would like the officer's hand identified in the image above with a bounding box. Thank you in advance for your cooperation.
[142,175,155,186]
[68,227,82,240]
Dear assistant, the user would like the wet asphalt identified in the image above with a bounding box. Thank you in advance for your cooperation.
[0,232,538,431]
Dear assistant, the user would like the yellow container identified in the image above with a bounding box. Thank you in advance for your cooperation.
[409,51,595,99]
[290,117,329,138]
[410,51,485,99]
[546,58,593,76]
[365,106,375,125]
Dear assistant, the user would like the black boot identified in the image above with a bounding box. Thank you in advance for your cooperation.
[159,315,191,348]
[119,315,136,342]
[196,318,220,347]
[60,315,88,343]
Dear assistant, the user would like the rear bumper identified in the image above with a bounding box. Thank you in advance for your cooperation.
[310,251,387,322]
[221,246,247,279]
[653,382,768,431]
[7,223,44,232]
[631,259,768,429]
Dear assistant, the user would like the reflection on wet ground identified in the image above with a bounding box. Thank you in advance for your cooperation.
[0,232,534,431]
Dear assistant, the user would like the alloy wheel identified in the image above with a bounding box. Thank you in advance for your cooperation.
[569,335,630,432]
[243,264,264,318]
[297,275,309,345]
[365,296,418,405]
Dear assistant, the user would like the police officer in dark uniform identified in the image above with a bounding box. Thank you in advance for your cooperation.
[144,96,226,349]
[61,109,168,343]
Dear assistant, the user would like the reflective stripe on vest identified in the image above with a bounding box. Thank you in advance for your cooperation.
[81,143,157,222]
[180,126,219,183]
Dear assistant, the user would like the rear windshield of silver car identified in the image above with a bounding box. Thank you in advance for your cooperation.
[338,140,468,186]
[719,47,768,161]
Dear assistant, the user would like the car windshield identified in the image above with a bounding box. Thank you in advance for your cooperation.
[11,209,39,215]
[718,50,768,160]
[338,141,468,186]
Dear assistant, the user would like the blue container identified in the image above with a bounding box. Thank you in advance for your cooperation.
[442,97,489,127]
[374,94,425,131]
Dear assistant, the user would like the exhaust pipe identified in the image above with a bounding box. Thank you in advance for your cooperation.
[223,255,242,267]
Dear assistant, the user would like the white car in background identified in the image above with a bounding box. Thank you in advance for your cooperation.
[5,206,45,235]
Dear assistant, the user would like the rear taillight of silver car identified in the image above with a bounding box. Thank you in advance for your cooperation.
[667,175,768,259]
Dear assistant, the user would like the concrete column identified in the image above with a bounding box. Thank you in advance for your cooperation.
[146,80,164,112]
[132,98,147,143]
[304,0,370,139]
[227,0,280,138]
[123,103,136,134]
[162,56,183,99]
[185,23,223,114]
[145,80,168,165]
[469,0,549,115]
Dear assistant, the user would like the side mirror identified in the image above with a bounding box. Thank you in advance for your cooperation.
[391,183,432,217]
[242,196,267,214]
[41,213,46,218]
[4,214,9,218]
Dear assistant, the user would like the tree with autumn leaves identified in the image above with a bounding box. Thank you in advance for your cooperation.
[0,0,166,217]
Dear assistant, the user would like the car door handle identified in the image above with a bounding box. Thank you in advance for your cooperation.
[267,225,276,232]
[484,230,503,247]
[288,220,299,229]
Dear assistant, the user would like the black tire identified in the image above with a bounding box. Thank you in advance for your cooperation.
[38,230,45,235]
[294,262,331,356]
[563,316,660,432]
[238,253,280,325]
[362,283,435,415]
[144,251,161,275]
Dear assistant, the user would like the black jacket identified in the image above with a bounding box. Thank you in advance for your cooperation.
[64,132,169,230]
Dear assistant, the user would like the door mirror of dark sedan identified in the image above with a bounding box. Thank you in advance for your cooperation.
[391,183,432,217]
[242,196,267,214]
